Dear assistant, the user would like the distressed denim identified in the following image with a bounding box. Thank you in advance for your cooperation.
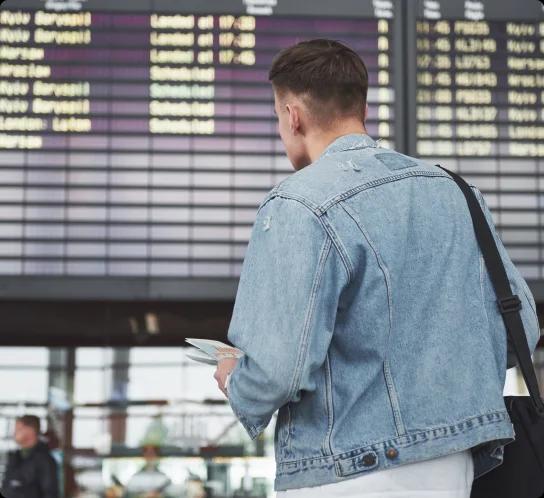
[226,134,541,491]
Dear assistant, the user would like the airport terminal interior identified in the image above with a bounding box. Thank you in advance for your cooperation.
[0,0,544,496]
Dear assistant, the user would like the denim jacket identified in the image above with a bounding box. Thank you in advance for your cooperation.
[226,134,541,491]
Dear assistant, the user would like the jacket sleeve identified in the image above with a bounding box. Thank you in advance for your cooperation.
[471,186,541,368]
[38,453,59,498]
[226,195,349,439]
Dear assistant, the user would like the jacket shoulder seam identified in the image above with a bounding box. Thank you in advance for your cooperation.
[261,189,320,215]
[257,192,353,281]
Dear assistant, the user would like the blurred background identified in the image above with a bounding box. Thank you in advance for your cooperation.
[0,0,543,496]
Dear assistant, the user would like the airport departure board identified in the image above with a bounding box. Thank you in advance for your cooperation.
[415,0,544,280]
[0,0,396,281]
[0,0,543,299]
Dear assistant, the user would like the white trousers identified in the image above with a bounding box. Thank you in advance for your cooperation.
[276,449,474,498]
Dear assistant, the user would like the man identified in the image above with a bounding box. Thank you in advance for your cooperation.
[123,445,172,498]
[1,415,59,498]
[214,39,540,496]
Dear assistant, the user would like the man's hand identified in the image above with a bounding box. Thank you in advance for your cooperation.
[214,351,239,397]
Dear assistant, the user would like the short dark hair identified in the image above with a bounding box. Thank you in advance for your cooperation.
[268,39,368,125]
[17,415,40,434]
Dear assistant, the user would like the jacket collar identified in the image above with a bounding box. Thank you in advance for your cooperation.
[319,133,377,159]
[320,133,378,157]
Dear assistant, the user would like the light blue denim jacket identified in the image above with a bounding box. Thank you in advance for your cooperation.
[226,134,541,491]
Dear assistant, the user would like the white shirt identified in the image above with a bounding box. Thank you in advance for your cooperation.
[275,449,473,497]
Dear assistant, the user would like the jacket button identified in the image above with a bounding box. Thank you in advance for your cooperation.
[386,448,398,459]
[362,454,376,466]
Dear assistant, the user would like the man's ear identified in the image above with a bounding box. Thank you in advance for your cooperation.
[286,103,301,135]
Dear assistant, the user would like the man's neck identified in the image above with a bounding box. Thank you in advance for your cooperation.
[306,124,367,164]
[20,440,38,450]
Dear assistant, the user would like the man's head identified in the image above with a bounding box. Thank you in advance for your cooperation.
[14,415,40,448]
[142,444,160,462]
[269,39,369,170]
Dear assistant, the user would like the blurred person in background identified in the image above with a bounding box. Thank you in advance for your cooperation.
[1,414,59,498]
[123,445,172,498]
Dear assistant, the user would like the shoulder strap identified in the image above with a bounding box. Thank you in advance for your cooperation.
[437,165,544,417]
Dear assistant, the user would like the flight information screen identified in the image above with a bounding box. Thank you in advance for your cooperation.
[1,0,543,300]
[0,0,396,279]
[415,0,544,279]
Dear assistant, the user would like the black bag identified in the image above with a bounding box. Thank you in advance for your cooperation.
[436,166,544,498]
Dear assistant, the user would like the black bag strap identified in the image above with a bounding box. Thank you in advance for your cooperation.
[437,165,544,417]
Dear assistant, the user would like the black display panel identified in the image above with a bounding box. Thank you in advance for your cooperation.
[1,0,543,300]
[414,0,544,280]
[0,0,396,282]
